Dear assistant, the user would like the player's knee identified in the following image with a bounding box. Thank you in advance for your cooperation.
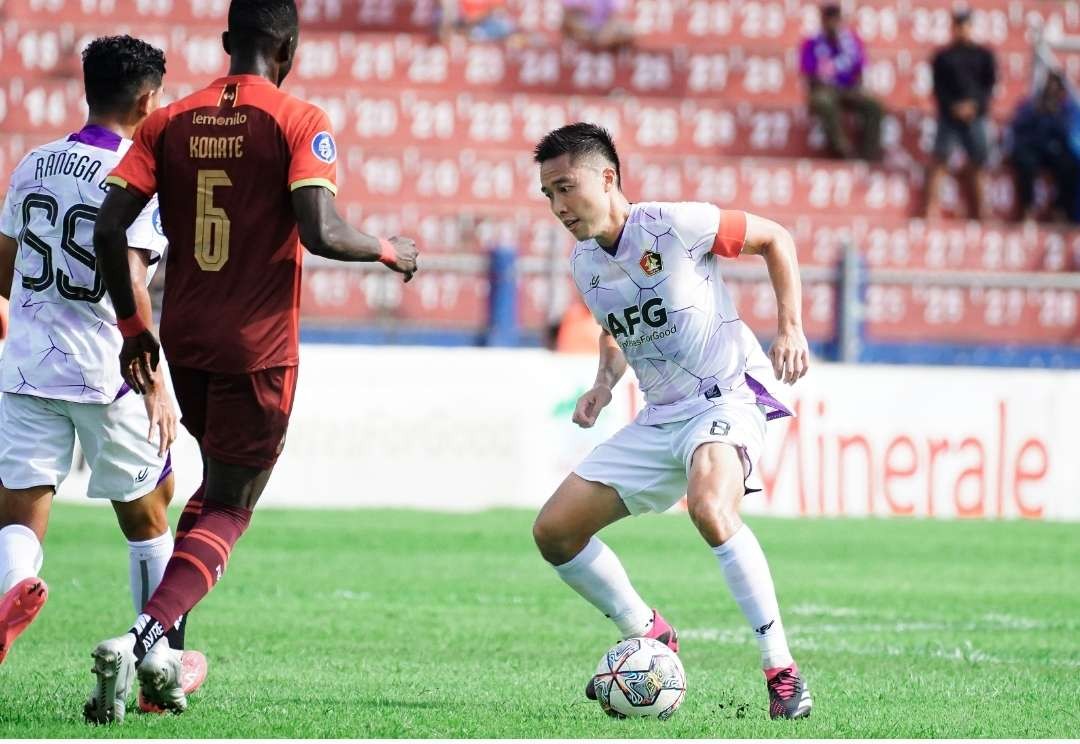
[532,515,581,565]
[686,492,723,532]
[687,446,744,533]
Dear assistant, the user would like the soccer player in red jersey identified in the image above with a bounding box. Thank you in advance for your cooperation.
[84,0,419,723]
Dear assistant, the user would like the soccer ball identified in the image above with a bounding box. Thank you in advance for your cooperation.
[591,637,686,720]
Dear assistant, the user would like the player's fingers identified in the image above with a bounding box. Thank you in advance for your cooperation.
[771,348,784,380]
[158,417,170,457]
[127,361,144,395]
[571,401,587,425]
[136,355,153,395]
[797,349,810,379]
[786,347,803,382]
[788,351,802,383]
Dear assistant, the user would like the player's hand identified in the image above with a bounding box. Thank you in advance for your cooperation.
[769,328,810,385]
[385,236,419,283]
[572,384,613,428]
[142,379,177,458]
[951,100,977,122]
[120,330,160,395]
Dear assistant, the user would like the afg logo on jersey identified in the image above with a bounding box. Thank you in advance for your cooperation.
[607,298,669,339]
[311,131,337,164]
[639,250,663,276]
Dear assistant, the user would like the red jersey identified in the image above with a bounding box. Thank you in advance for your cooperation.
[106,75,337,373]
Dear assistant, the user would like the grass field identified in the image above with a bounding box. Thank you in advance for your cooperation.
[1,505,1078,738]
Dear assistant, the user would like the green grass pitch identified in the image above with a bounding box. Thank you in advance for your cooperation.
[1,505,1078,737]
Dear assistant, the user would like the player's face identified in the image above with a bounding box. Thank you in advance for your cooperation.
[953,19,972,43]
[539,154,614,242]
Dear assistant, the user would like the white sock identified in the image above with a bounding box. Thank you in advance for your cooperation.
[0,524,43,593]
[712,524,794,670]
[553,536,654,638]
[128,531,173,617]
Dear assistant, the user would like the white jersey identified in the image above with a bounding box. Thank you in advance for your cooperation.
[570,201,791,426]
[0,126,166,404]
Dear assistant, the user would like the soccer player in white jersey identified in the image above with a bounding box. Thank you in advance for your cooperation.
[0,36,206,714]
[532,123,813,720]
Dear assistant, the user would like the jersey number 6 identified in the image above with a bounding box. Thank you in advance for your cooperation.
[195,169,232,272]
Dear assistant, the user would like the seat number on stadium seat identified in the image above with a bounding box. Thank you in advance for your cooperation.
[194,169,232,272]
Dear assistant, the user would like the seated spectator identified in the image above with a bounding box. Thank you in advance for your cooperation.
[800,3,883,161]
[1008,71,1080,223]
[561,0,635,50]
[438,0,516,42]
[925,7,997,220]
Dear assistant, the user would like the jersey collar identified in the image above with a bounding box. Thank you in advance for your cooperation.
[211,74,276,88]
[67,124,123,152]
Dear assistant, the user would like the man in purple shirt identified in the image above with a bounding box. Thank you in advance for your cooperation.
[562,0,634,50]
[800,3,882,160]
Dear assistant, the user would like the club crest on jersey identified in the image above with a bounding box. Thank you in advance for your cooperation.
[639,250,663,276]
[312,131,337,164]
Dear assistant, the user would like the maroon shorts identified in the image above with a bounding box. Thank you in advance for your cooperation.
[169,365,298,470]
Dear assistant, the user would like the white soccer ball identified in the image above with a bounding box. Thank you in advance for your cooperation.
[591,637,686,720]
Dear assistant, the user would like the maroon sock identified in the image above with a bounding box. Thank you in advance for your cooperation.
[164,485,205,650]
[174,485,205,541]
[142,501,252,637]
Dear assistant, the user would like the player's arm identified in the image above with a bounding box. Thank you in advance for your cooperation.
[291,186,418,282]
[740,213,809,384]
[94,185,160,394]
[572,330,627,428]
[128,247,176,456]
[0,233,16,300]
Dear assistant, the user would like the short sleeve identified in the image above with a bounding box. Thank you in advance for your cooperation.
[106,108,168,198]
[126,195,168,257]
[711,209,747,258]
[287,104,338,195]
[0,184,17,239]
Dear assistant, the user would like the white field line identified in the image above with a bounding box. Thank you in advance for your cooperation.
[682,610,1080,669]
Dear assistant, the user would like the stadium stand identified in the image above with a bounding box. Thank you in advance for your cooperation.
[1,0,1078,362]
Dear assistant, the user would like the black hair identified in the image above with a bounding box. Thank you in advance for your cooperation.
[821,3,842,20]
[533,122,622,186]
[228,0,299,44]
[82,35,165,114]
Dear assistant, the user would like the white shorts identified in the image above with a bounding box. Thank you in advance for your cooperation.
[574,399,767,515]
[0,391,170,502]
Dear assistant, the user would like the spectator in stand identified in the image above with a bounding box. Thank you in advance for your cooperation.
[1007,71,1080,223]
[561,0,635,50]
[438,0,516,42]
[925,8,997,220]
[799,3,883,161]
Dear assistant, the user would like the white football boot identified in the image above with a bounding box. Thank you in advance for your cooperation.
[137,638,188,714]
[84,634,137,724]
